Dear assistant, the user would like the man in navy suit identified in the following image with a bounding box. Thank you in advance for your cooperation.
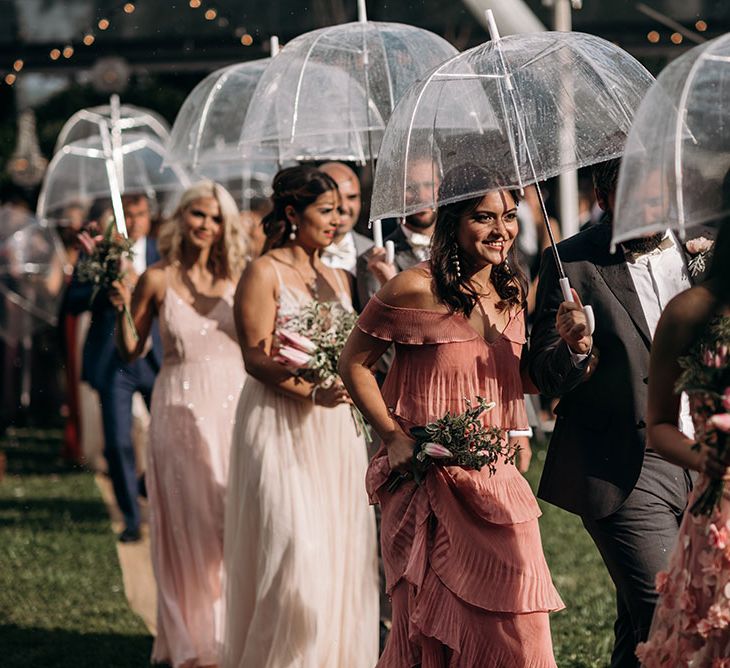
[64,193,161,542]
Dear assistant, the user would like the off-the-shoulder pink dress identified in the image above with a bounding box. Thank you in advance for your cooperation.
[358,293,564,667]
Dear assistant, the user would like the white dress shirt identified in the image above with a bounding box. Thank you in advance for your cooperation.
[321,232,358,274]
[623,232,694,438]
[401,224,432,262]
[131,236,147,277]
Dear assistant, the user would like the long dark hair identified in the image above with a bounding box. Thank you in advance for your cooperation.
[707,220,730,303]
[430,166,527,317]
[262,166,339,251]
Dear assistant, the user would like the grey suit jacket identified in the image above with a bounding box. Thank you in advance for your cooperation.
[528,222,715,519]
[355,225,421,309]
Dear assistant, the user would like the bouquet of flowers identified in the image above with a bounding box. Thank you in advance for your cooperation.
[386,396,516,492]
[676,316,730,516]
[274,300,370,439]
[76,219,138,340]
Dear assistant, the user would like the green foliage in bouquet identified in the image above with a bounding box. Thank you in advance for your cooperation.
[676,315,730,516]
[76,219,138,340]
[387,396,515,492]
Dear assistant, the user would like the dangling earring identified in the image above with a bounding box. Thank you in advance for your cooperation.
[289,222,297,241]
[452,244,462,280]
[503,257,511,274]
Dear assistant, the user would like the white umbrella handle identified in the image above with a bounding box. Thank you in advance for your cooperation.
[373,219,383,247]
[559,277,595,336]
[385,240,395,265]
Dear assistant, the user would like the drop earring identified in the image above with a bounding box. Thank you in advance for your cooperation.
[452,244,462,280]
[289,222,297,241]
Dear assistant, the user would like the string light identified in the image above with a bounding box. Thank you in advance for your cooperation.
[13,59,23,72]
[671,32,683,44]
[49,48,61,60]
[98,18,110,30]
[205,8,217,20]
[647,30,660,43]
[189,0,201,7]
[240,33,253,46]
[5,73,16,85]
[696,20,708,32]
[83,34,95,46]
[123,2,135,13]
[63,45,74,58]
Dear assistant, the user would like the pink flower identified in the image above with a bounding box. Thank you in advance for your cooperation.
[712,658,730,667]
[422,442,453,459]
[655,570,669,593]
[680,589,697,614]
[708,522,730,549]
[686,236,714,254]
[709,413,730,433]
[274,345,312,369]
[277,329,317,354]
[706,603,730,629]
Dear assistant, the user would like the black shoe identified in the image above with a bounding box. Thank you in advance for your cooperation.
[118,527,141,543]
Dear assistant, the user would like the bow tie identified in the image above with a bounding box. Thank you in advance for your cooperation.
[322,234,356,261]
[623,235,673,263]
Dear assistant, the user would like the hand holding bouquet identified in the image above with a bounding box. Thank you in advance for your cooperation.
[386,396,516,492]
[76,219,138,340]
[273,300,370,438]
[677,316,730,515]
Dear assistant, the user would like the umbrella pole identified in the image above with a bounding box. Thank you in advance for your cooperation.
[486,9,594,332]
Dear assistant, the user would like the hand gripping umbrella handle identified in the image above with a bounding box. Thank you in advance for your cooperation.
[559,277,595,336]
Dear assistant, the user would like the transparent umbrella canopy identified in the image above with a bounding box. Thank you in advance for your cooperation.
[238,21,458,164]
[613,34,730,248]
[167,59,280,209]
[0,217,68,344]
[54,95,170,153]
[370,29,653,222]
[37,133,190,232]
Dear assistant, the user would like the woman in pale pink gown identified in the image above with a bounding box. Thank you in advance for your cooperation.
[111,181,247,668]
[224,166,378,668]
[340,175,563,666]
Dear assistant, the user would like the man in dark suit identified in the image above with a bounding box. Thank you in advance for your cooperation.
[64,193,161,542]
[356,157,437,308]
[528,159,713,667]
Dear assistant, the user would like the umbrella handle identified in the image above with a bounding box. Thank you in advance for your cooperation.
[559,277,595,336]
[373,219,383,248]
[385,240,395,265]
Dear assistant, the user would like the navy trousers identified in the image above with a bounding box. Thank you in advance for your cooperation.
[97,359,157,532]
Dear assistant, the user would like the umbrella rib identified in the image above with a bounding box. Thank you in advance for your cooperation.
[194,65,234,169]
[401,57,455,215]
[291,31,327,144]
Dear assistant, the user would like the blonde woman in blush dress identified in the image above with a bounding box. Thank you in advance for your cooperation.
[111,181,247,668]
[223,166,378,668]
[340,166,563,667]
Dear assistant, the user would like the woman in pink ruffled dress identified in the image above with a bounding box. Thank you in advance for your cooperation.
[635,223,730,667]
[340,170,564,667]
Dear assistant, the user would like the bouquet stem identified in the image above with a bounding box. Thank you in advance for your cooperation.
[123,305,139,342]
[350,406,372,442]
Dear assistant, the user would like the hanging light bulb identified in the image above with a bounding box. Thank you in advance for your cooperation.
[83,34,95,46]
[13,60,23,72]
[49,48,61,60]
[5,73,16,85]
[98,18,110,30]
[63,46,74,58]
[123,3,135,13]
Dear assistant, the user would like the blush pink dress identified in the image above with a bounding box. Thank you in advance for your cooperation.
[358,293,564,667]
[147,278,245,668]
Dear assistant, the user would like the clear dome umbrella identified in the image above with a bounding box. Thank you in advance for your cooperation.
[613,33,730,249]
[54,94,169,153]
[238,17,458,164]
[167,57,280,210]
[37,133,190,236]
[370,12,654,325]
[0,214,68,407]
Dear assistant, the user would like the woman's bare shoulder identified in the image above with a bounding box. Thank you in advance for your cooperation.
[376,264,440,310]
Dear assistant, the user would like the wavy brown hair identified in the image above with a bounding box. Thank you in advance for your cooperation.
[430,166,527,317]
[262,166,339,251]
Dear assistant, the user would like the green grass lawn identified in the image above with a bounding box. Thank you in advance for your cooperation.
[0,429,152,668]
[0,432,614,667]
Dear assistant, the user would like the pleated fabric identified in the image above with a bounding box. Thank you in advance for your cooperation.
[222,282,379,668]
[358,293,564,667]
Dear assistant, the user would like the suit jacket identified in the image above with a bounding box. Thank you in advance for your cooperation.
[355,225,421,309]
[528,222,715,519]
[63,237,162,391]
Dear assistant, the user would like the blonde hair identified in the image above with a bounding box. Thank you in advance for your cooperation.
[157,180,246,280]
